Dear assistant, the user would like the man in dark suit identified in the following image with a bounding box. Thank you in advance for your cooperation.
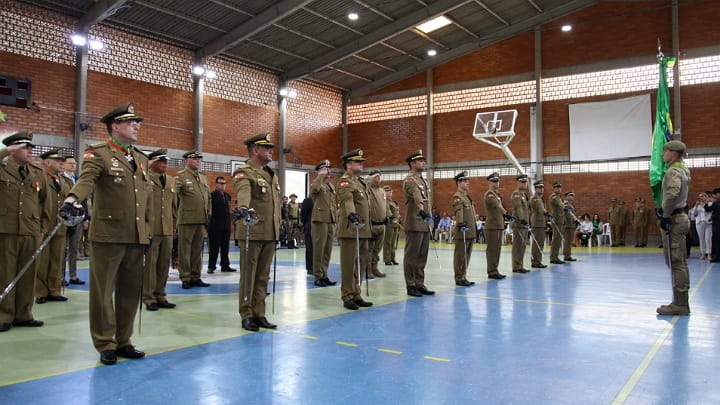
[300,195,314,275]
[207,176,235,273]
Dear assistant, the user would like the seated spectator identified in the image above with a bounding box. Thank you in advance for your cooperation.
[476,215,486,243]
[577,214,593,247]
[437,212,452,242]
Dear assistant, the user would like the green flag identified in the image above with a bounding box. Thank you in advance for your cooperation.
[649,56,676,206]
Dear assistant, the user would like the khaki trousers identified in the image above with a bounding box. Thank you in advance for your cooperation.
[0,234,38,324]
[383,226,399,263]
[453,238,473,282]
[511,225,527,270]
[339,237,368,302]
[550,222,564,261]
[143,235,173,305]
[403,231,429,288]
[563,227,575,258]
[178,224,205,282]
[368,224,385,275]
[89,242,144,352]
[664,214,690,305]
[35,232,66,298]
[311,222,334,279]
[238,240,274,319]
[485,229,502,275]
[531,227,546,265]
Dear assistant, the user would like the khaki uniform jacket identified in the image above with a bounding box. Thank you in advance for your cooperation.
[529,193,547,228]
[452,189,477,239]
[45,171,71,232]
[484,189,506,230]
[609,205,624,226]
[232,160,281,241]
[149,172,178,236]
[175,168,211,225]
[510,188,529,223]
[403,172,431,232]
[70,143,152,244]
[367,183,387,223]
[662,163,690,216]
[631,206,649,227]
[288,202,300,219]
[336,172,371,239]
[0,159,51,236]
[549,192,566,227]
[387,200,400,228]
[309,173,336,223]
[563,201,577,229]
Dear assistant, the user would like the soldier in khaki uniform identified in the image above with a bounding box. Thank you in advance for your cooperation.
[657,140,691,315]
[232,134,281,331]
[34,149,70,303]
[175,150,211,289]
[632,197,649,247]
[510,174,530,273]
[617,200,629,245]
[562,191,578,262]
[484,172,508,279]
[336,149,373,310]
[287,194,300,248]
[451,171,476,286]
[549,181,566,264]
[403,150,435,296]
[142,149,177,311]
[0,132,50,332]
[529,180,548,268]
[63,103,151,365]
[366,169,387,279]
[383,186,400,266]
[310,159,337,287]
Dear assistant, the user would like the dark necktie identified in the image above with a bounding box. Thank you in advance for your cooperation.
[160,174,166,188]
[18,166,26,180]
[126,152,137,172]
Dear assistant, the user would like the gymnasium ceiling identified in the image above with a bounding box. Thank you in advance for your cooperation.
[21,0,600,96]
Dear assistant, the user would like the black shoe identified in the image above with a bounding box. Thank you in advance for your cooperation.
[456,280,471,287]
[220,267,237,272]
[365,274,375,280]
[207,267,215,274]
[407,287,423,297]
[418,286,435,295]
[100,350,117,365]
[384,261,393,265]
[156,301,176,309]
[531,263,547,268]
[145,302,158,311]
[564,257,577,262]
[242,317,259,331]
[117,345,145,359]
[190,279,211,287]
[322,278,337,286]
[354,298,373,307]
[343,300,360,310]
[314,278,328,287]
[181,281,191,289]
[35,297,47,304]
[513,269,530,273]
[372,271,386,278]
[69,278,85,285]
[12,319,44,327]
[61,279,69,287]
[550,260,565,264]
[488,273,506,280]
[391,261,399,265]
[254,317,277,329]
[0,323,10,332]
[47,295,68,302]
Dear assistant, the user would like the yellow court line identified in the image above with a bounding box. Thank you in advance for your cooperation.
[424,356,451,363]
[378,348,403,355]
[336,341,358,347]
[301,335,319,340]
[611,264,713,404]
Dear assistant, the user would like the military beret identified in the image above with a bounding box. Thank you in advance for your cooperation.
[182,149,203,159]
[486,172,500,182]
[454,171,470,182]
[565,191,575,197]
[516,174,528,182]
[341,148,366,162]
[368,169,381,176]
[664,140,686,154]
[289,193,297,198]
[533,180,544,188]
[101,103,143,124]
[2,131,34,147]
[40,148,64,160]
[383,186,392,192]
[552,180,562,188]
[244,133,275,148]
[148,148,168,160]
[406,149,425,163]
[315,159,331,171]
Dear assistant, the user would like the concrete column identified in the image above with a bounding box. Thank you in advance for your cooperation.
[342,91,349,155]
[530,27,544,183]
[426,69,434,209]
[193,69,204,152]
[278,84,288,196]
[672,0,682,139]
[73,28,89,170]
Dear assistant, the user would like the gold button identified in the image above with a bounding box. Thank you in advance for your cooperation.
[108,216,112,218]
[19,202,22,205]
[136,217,140,220]
[135,189,138,192]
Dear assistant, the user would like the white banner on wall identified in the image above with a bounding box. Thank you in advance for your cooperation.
[569,94,651,161]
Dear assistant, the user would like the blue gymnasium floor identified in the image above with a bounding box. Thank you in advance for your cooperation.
[1,242,719,404]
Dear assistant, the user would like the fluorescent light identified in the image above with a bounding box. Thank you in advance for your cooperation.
[561,24,572,32]
[427,49,437,56]
[192,65,205,76]
[416,16,452,34]
[88,39,104,50]
[71,34,87,46]
[279,88,298,98]
[348,12,359,21]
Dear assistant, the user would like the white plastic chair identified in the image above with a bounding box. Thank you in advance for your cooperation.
[599,223,612,246]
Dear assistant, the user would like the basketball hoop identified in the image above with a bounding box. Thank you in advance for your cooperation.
[472,109,531,188]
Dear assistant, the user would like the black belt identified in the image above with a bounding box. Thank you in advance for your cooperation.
[671,207,687,216]
[372,220,387,226]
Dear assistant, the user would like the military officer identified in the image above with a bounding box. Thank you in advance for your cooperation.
[529,180,548,268]
[287,193,300,248]
[549,181,566,264]
[35,149,70,303]
[233,133,281,331]
[608,197,626,247]
[62,103,151,365]
[366,169,387,279]
[510,174,531,273]
[632,197,649,247]
[657,140,691,315]
[175,150,211,289]
[451,171,477,286]
[403,150,435,296]
[142,149,177,311]
[562,191,578,262]
[336,149,373,310]
[383,186,400,266]
[310,159,337,287]
[0,132,50,332]
[484,172,509,279]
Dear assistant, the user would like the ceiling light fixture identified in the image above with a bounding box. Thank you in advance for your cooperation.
[279,88,298,98]
[427,49,437,57]
[71,34,87,47]
[348,12,359,21]
[416,16,451,34]
[561,24,572,32]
